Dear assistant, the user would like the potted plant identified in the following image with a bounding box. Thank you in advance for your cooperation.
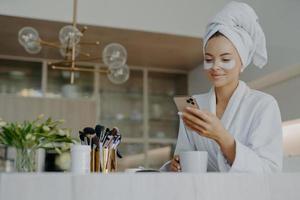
[0,115,75,172]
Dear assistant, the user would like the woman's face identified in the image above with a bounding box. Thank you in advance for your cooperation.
[204,35,242,88]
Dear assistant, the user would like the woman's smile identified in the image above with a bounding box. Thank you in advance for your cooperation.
[210,73,226,80]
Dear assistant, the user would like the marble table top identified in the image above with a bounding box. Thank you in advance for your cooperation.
[0,173,299,200]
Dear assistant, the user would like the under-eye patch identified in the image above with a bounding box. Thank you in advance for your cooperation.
[204,60,214,70]
[221,60,236,70]
[203,60,236,70]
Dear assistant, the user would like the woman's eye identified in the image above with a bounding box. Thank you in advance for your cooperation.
[222,59,231,62]
[205,59,213,63]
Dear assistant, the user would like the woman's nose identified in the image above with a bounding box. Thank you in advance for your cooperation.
[212,61,222,70]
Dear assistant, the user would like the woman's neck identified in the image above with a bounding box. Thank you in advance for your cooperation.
[215,80,239,104]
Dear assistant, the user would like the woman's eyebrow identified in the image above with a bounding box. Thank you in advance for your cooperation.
[220,53,232,56]
[205,52,232,56]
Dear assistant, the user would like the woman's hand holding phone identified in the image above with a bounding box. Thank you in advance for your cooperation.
[181,107,236,165]
[181,107,224,141]
[173,95,235,165]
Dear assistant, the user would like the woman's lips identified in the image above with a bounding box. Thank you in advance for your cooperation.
[211,74,225,79]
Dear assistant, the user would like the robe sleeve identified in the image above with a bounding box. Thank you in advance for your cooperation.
[159,118,196,171]
[218,99,283,173]
[174,118,197,155]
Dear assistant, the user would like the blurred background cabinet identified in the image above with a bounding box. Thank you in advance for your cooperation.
[0,56,188,171]
[0,59,42,97]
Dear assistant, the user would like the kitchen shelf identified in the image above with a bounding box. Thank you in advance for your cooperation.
[101,94,142,99]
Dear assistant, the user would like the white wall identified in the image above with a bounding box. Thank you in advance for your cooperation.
[262,75,300,121]
[238,0,300,82]
[0,0,227,37]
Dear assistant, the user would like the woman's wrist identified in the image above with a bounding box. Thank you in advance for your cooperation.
[216,130,236,164]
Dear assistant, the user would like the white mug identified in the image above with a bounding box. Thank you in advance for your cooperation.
[179,151,208,173]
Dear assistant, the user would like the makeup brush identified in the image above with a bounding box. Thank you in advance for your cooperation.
[89,134,97,172]
[111,127,119,136]
[79,134,85,145]
[95,124,105,138]
[92,134,99,148]
[83,127,95,135]
[91,143,94,172]
[101,128,110,143]
[116,149,123,159]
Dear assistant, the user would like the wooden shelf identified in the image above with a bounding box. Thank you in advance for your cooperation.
[0,15,203,71]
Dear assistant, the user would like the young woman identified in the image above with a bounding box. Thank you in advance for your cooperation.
[168,1,283,172]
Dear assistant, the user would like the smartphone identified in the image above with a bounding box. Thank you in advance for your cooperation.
[173,96,200,112]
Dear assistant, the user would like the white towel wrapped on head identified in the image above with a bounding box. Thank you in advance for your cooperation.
[203,1,267,71]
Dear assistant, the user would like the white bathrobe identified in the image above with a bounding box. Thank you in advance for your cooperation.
[172,80,283,173]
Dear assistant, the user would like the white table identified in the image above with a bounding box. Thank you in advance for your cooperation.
[0,173,299,200]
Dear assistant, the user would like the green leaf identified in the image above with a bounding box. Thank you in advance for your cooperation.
[0,116,75,150]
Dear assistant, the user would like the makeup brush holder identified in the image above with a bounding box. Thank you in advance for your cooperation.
[90,148,117,173]
[78,125,121,173]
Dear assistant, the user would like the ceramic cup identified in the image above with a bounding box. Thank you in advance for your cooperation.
[179,151,208,173]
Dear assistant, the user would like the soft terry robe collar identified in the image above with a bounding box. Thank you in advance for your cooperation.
[208,80,249,131]
[209,80,250,171]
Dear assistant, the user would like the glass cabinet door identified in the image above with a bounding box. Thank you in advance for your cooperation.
[0,59,42,97]
[148,72,187,139]
[99,69,144,170]
[46,65,94,98]
[98,70,143,138]
[146,72,187,169]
